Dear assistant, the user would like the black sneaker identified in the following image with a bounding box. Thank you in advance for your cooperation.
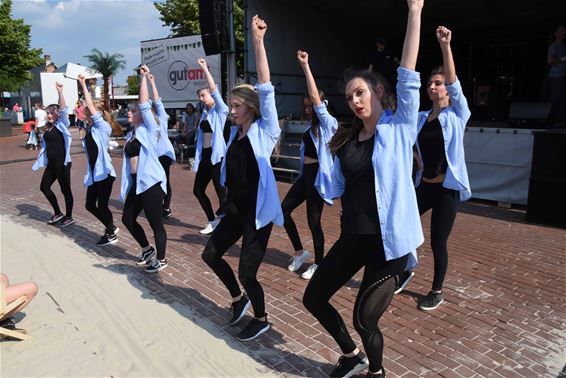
[419,291,444,311]
[111,226,119,235]
[97,233,117,246]
[0,317,17,330]
[47,213,64,225]
[145,258,168,273]
[136,247,156,265]
[365,367,385,378]
[59,216,75,228]
[235,316,270,341]
[162,208,172,218]
[330,354,369,378]
[229,293,251,326]
[394,271,414,294]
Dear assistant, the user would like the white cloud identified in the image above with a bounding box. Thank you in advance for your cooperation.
[13,0,172,85]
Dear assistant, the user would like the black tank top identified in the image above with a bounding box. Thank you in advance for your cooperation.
[337,135,380,235]
[84,130,98,172]
[225,135,259,219]
[200,119,213,133]
[418,117,448,178]
[302,131,317,159]
[43,124,65,164]
[124,138,141,158]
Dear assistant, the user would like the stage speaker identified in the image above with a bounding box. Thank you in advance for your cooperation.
[526,178,566,228]
[199,0,227,56]
[507,102,552,129]
[530,130,566,180]
[526,130,566,228]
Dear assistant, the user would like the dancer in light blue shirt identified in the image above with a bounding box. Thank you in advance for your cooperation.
[202,15,283,343]
[283,50,338,280]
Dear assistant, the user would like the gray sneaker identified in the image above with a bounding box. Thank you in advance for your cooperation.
[419,291,444,311]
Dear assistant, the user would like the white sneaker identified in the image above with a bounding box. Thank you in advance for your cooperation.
[301,264,318,280]
[288,250,311,272]
[199,218,220,235]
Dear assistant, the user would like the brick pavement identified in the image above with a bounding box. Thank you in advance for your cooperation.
[1,130,564,377]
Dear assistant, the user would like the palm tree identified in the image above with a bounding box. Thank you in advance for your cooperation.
[84,49,126,109]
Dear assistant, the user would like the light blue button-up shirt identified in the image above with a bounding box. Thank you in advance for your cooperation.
[151,98,176,162]
[330,67,424,269]
[119,102,167,201]
[193,89,229,171]
[82,112,116,187]
[221,82,284,229]
[298,101,338,205]
[32,106,72,170]
[415,78,471,201]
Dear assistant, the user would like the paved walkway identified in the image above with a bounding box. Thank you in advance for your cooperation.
[1,130,564,377]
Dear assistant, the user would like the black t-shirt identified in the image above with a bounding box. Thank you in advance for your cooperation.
[224,135,259,219]
[336,135,380,234]
[124,138,141,158]
[84,130,98,172]
[418,117,448,178]
[369,49,397,87]
[43,125,65,164]
[302,130,317,159]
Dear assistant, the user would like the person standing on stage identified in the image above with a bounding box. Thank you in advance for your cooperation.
[32,82,75,228]
[201,15,283,342]
[120,65,168,273]
[302,0,425,376]
[395,27,471,312]
[283,50,338,280]
[78,74,123,245]
[193,58,229,235]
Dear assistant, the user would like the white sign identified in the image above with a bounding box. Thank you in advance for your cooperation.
[63,63,102,80]
[141,35,221,108]
[40,73,79,115]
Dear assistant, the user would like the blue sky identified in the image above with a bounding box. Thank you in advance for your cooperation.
[13,0,172,86]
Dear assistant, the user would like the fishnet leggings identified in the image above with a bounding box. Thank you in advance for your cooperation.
[303,233,408,372]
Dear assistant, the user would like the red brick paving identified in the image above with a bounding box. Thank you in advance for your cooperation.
[1,130,565,377]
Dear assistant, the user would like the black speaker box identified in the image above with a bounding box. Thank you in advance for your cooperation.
[530,131,566,180]
[526,178,566,228]
[199,0,227,56]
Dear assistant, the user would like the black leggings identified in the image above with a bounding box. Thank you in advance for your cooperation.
[85,175,115,234]
[282,163,325,263]
[202,213,273,318]
[159,155,173,209]
[193,148,225,221]
[122,180,167,260]
[303,233,408,372]
[40,162,73,217]
[416,182,459,291]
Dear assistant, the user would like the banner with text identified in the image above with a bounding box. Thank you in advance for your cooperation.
[141,35,221,108]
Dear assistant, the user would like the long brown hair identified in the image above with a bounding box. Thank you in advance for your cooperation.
[328,68,395,153]
[85,102,123,137]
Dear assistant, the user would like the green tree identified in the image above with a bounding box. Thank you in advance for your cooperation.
[126,75,140,96]
[154,0,245,76]
[84,48,126,109]
[0,0,43,103]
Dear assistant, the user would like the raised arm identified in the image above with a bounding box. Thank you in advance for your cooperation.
[297,50,321,106]
[56,82,70,128]
[399,0,423,71]
[197,58,218,93]
[139,65,150,104]
[252,15,269,84]
[438,27,471,120]
[148,73,160,100]
[148,73,168,120]
[437,26,456,85]
[78,75,97,117]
